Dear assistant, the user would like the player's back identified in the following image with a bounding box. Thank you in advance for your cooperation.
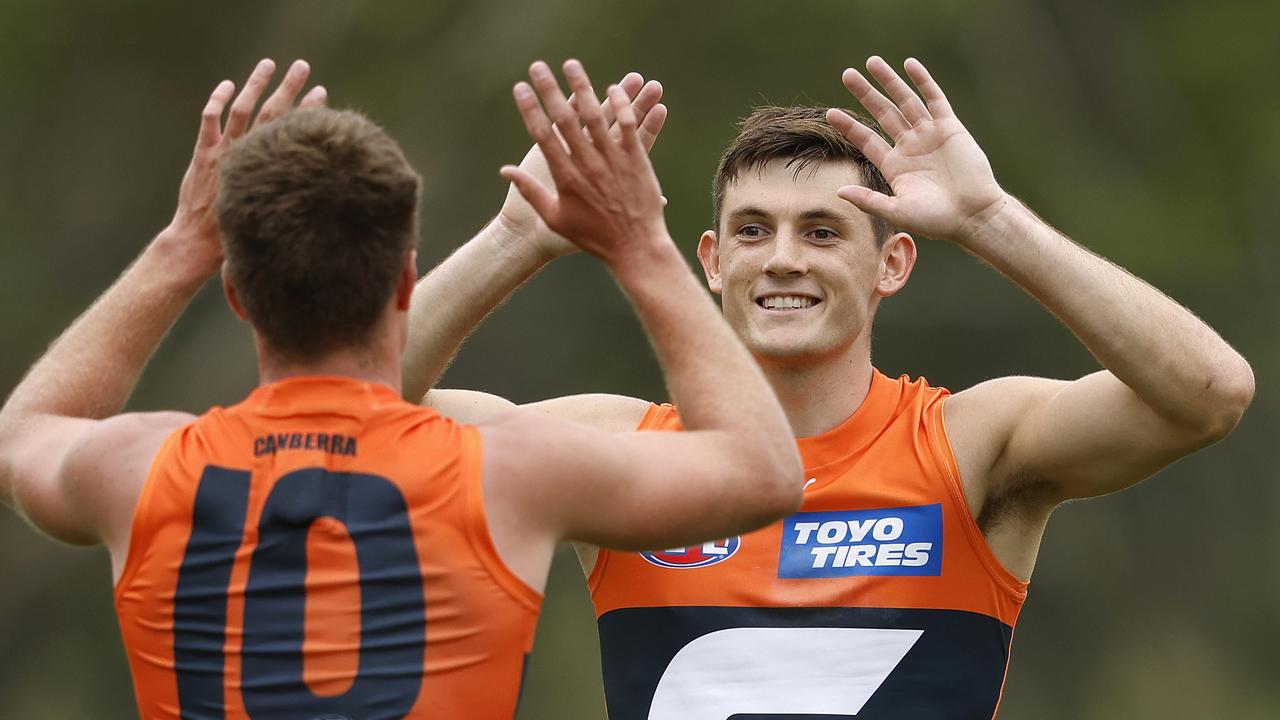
[115,376,541,719]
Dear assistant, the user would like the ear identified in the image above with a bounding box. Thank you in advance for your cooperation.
[875,232,916,298]
[395,249,417,311]
[221,264,250,321]
[696,230,723,295]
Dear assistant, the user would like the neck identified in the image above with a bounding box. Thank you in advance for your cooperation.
[256,338,403,395]
[757,334,875,438]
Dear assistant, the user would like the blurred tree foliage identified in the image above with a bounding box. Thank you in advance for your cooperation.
[0,0,1275,717]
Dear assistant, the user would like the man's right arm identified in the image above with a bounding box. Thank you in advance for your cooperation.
[401,73,667,404]
[476,60,802,590]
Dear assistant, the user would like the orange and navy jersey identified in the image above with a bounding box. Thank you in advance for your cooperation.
[114,376,541,720]
[590,371,1028,720]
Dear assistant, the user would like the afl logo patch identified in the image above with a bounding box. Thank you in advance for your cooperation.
[641,538,740,568]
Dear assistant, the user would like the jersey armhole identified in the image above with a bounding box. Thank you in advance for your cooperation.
[638,402,675,430]
[462,425,543,612]
[113,425,184,602]
[585,543,611,595]
[929,396,1029,601]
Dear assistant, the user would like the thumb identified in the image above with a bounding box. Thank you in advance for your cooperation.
[836,185,896,223]
[500,165,558,225]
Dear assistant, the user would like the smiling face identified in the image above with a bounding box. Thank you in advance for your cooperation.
[698,158,915,366]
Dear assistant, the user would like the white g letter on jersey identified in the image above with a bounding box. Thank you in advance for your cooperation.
[648,627,923,719]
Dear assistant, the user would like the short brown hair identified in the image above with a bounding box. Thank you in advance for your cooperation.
[712,106,895,242]
[217,108,421,363]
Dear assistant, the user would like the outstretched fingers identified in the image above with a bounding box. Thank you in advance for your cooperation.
[840,66,907,140]
[528,61,595,163]
[299,84,328,108]
[638,101,668,152]
[223,59,276,139]
[599,72,645,127]
[563,60,619,164]
[512,80,574,180]
[197,80,236,150]
[255,59,312,126]
[865,56,931,128]
[607,84,645,158]
[826,108,891,169]
[903,57,953,119]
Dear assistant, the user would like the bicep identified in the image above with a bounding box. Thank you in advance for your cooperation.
[964,372,1214,504]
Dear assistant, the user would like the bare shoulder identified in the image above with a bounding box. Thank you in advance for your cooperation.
[522,393,652,432]
[946,375,1066,435]
[942,376,1066,504]
[70,411,194,458]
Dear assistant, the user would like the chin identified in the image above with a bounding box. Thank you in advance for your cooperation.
[747,333,853,366]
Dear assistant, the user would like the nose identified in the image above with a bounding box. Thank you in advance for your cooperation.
[762,231,807,277]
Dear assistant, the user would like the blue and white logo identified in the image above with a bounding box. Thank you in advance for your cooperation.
[778,504,942,578]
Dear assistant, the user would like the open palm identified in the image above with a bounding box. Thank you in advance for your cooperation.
[827,57,1006,243]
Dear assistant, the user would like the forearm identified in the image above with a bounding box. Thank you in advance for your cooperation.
[2,228,213,423]
[401,217,553,402]
[960,195,1254,430]
[611,240,797,470]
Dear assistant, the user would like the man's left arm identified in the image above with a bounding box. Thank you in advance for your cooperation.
[831,57,1254,506]
[0,60,325,549]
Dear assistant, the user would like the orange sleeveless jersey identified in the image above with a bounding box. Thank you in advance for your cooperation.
[114,377,541,719]
[590,371,1029,719]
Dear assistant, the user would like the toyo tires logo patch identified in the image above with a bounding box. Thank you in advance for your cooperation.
[778,504,943,578]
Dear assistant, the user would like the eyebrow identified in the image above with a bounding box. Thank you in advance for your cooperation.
[725,206,851,224]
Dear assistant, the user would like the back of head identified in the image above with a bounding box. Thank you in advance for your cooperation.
[712,106,895,242]
[217,107,421,364]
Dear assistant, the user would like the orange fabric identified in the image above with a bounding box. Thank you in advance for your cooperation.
[114,377,540,719]
[591,370,1027,625]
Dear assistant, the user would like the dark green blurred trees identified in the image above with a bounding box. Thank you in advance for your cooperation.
[1,1,1275,717]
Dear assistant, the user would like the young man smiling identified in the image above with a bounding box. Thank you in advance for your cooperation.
[405,56,1254,717]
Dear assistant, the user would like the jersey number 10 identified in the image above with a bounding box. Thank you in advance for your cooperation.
[172,465,426,719]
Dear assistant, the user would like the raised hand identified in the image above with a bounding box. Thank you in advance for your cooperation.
[501,60,669,265]
[826,56,1007,244]
[498,73,667,259]
[167,58,327,274]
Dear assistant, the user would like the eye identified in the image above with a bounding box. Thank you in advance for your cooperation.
[808,227,839,243]
[737,224,767,241]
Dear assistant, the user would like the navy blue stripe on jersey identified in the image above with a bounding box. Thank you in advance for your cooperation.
[598,605,1013,720]
[174,466,252,720]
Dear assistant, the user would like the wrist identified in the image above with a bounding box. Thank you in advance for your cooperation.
[606,231,683,288]
[953,192,1030,255]
[149,226,223,287]
[487,213,559,267]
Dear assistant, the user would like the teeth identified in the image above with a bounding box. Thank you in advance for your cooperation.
[760,295,817,310]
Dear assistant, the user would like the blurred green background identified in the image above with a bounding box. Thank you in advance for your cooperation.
[1,0,1276,717]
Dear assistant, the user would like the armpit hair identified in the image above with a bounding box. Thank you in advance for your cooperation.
[976,469,1058,535]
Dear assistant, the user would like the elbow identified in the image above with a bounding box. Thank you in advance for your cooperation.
[752,442,805,520]
[1194,355,1255,442]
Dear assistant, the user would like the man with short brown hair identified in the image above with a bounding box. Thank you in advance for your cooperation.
[0,58,802,718]
[404,56,1254,717]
